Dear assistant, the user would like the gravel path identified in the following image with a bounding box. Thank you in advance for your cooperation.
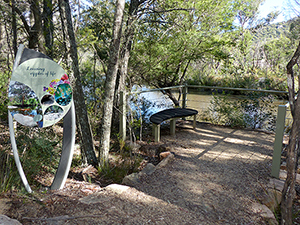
[2,122,275,224]
[134,122,275,224]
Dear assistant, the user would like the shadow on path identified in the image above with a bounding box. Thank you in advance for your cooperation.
[135,122,275,224]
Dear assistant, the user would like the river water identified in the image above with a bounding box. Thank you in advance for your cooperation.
[137,89,288,114]
[133,88,289,131]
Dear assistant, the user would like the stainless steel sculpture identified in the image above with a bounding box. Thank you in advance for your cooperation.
[8,45,76,192]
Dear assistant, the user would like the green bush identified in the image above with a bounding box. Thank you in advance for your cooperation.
[0,126,61,192]
[0,149,20,192]
[205,92,276,130]
[206,93,246,127]
[0,71,10,124]
[187,70,287,93]
[16,127,60,183]
[98,143,143,185]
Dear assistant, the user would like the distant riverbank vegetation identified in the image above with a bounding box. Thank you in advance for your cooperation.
[187,70,287,93]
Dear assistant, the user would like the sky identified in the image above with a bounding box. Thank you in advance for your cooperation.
[258,0,296,23]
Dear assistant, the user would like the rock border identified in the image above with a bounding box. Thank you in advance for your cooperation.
[122,151,174,186]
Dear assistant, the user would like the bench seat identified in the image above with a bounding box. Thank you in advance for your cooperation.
[150,108,198,142]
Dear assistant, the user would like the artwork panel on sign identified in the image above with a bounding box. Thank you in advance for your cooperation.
[44,105,64,121]
[9,58,73,128]
[8,81,43,127]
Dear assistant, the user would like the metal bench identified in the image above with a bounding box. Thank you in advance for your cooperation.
[150,108,198,142]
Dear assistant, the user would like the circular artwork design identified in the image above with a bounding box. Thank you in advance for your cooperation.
[8,58,73,128]
[54,83,72,106]
[44,105,64,121]
[8,81,43,127]
[41,95,55,105]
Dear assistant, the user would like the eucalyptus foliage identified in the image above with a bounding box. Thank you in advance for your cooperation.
[131,0,239,87]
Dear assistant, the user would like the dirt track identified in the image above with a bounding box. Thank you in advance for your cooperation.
[1,122,276,224]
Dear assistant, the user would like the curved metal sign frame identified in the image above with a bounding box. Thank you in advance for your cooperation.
[8,45,76,192]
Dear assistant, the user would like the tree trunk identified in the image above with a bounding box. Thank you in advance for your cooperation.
[163,89,180,107]
[63,0,98,167]
[29,0,46,52]
[99,0,125,167]
[12,0,17,56]
[281,98,300,224]
[43,0,54,57]
[281,40,300,225]
[113,0,141,131]
[117,0,142,92]
[57,0,69,65]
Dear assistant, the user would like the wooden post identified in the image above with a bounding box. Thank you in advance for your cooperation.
[182,85,187,108]
[193,114,196,129]
[170,119,176,135]
[153,124,160,142]
[119,91,126,141]
[271,105,287,178]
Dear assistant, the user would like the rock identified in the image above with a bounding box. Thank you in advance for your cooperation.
[156,153,174,169]
[279,170,300,183]
[79,185,131,205]
[140,163,156,175]
[251,203,278,225]
[0,215,22,225]
[280,162,286,170]
[262,189,282,212]
[159,151,171,160]
[105,184,131,194]
[122,173,140,186]
[268,179,285,192]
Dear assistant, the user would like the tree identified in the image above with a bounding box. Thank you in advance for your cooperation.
[43,0,54,57]
[98,0,125,167]
[117,0,147,93]
[235,0,262,30]
[279,4,300,223]
[62,0,98,167]
[130,0,243,106]
[281,39,300,225]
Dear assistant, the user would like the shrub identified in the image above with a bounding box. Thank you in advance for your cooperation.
[205,92,276,131]
[98,143,143,185]
[0,126,61,192]
[17,127,60,180]
[0,149,19,192]
[0,71,10,124]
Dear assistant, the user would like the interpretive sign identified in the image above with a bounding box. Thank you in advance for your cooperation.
[8,45,76,193]
[8,58,72,127]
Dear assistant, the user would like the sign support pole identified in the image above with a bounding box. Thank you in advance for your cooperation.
[51,101,76,189]
[8,45,76,192]
[9,112,33,193]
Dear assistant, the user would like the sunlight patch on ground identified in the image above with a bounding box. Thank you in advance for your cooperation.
[246,152,271,163]
[189,139,219,146]
[224,137,248,144]
[197,132,225,139]
[201,145,271,163]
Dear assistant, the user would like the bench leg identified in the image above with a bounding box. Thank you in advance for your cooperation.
[193,114,196,129]
[170,119,176,135]
[153,124,160,142]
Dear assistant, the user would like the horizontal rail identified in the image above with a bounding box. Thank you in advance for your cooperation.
[187,85,289,94]
[131,85,185,94]
[131,85,288,95]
